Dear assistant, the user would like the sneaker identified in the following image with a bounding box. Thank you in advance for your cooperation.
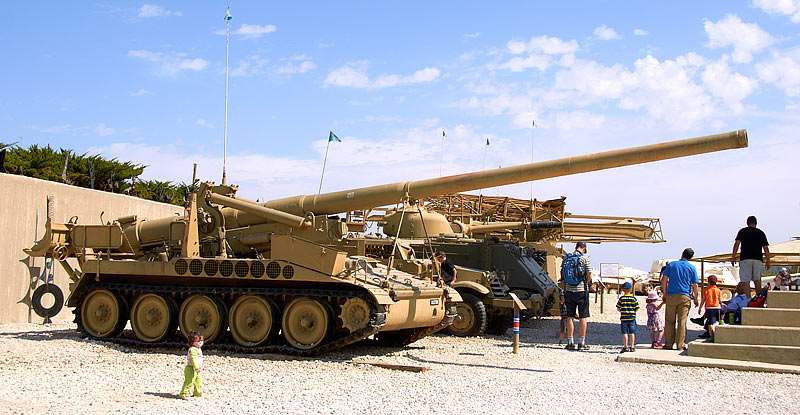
[619,347,627,353]
[690,317,704,326]
[577,344,590,351]
[565,343,576,350]
[663,345,674,350]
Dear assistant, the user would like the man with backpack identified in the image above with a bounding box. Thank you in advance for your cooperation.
[560,242,592,351]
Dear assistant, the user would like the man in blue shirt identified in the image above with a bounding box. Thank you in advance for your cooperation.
[660,248,699,350]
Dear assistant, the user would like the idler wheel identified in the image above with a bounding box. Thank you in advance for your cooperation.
[131,294,177,342]
[80,289,128,338]
[229,295,278,347]
[282,297,332,350]
[443,292,487,337]
[338,297,370,333]
[178,295,227,343]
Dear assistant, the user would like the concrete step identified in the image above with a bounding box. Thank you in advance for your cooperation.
[688,341,800,366]
[741,308,800,327]
[767,290,800,309]
[714,325,800,347]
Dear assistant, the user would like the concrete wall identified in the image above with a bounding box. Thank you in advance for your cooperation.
[0,173,183,324]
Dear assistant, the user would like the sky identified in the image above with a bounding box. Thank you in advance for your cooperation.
[3,2,799,272]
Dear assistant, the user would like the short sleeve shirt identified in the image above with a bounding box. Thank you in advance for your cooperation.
[735,227,769,261]
[703,286,721,308]
[440,259,456,284]
[663,259,699,296]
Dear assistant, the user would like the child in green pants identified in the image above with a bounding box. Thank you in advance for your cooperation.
[179,331,204,399]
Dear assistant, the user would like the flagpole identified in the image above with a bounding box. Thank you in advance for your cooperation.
[479,138,488,197]
[222,9,231,185]
[530,120,535,201]
[318,139,331,194]
[439,131,446,177]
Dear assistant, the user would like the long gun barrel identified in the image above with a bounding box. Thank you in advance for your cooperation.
[454,221,562,234]
[227,130,747,225]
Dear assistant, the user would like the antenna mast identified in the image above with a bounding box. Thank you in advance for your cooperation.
[222,8,232,185]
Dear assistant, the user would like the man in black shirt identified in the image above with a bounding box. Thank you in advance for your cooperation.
[435,251,457,285]
[731,216,770,294]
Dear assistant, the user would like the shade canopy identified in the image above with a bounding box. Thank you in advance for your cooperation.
[695,239,800,267]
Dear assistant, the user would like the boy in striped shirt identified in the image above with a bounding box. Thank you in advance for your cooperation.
[616,281,640,353]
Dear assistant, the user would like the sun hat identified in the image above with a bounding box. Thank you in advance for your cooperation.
[621,281,632,289]
[647,291,659,300]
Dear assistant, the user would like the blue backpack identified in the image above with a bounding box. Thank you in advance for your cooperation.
[561,252,585,286]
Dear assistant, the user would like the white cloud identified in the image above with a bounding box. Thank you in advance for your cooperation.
[230,56,270,77]
[130,89,149,96]
[500,35,579,72]
[94,123,115,137]
[196,119,213,128]
[470,52,721,131]
[464,32,481,39]
[234,24,277,39]
[594,25,621,40]
[137,4,182,18]
[128,50,209,77]
[276,55,316,74]
[633,29,648,36]
[324,62,441,89]
[39,124,74,134]
[499,55,551,72]
[507,35,579,55]
[756,54,800,97]
[701,60,759,112]
[753,0,800,23]
[704,15,773,63]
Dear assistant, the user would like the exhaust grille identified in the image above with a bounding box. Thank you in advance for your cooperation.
[251,261,265,278]
[174,259,188,275]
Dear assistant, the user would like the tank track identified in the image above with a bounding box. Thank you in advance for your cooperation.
[72,283,387,357]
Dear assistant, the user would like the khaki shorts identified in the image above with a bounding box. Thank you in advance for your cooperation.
[739,259,762,282]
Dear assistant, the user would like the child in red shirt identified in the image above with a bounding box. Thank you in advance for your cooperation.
[698,275,722,339]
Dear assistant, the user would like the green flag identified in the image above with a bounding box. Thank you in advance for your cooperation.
[224,8,232,20]
[486,138,490,146]
[329,131,341,142]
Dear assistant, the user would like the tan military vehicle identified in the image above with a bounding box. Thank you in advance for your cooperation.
[24,129,746,352]
[340,130,747,335]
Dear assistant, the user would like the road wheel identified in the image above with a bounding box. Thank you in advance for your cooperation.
[179,295,227,343]
[443,292,487,337]
[282,297,332,350]
[229,295,278,347]
[81,289,127,338]
[131,294,177,342]
[721,289,734,301]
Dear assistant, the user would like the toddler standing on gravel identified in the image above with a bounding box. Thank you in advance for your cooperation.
[645,291,665,348]
[179,331,204,400]
[616,282,639,353]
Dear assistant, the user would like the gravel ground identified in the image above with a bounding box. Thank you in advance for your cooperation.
[1,295,797,415]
